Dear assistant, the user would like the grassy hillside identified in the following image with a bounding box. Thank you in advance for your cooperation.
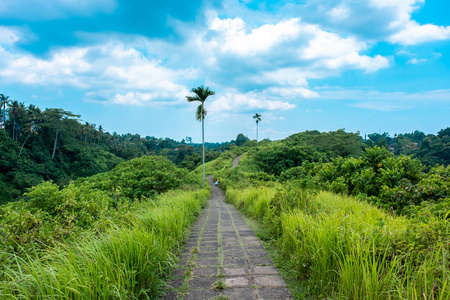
[0,156,209,298]
[207,148,450,299]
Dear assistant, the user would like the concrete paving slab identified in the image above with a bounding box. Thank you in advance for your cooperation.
[224,288,257,300]
[168,277,184,289]
[223,251,245,259]
[222,244,243,251]
[170,268,186,278]
[254,275,287,288]
[188,276,217,289]
[257,287,292,299]
[196,258,219,266]
[162,290,180,300]
[223,257,247,266]
[183,289,220,300]
[223,267,249,277]
[196,251,219,259]
[251,266,279,275]
[224,276,252,288]
[246,251,269,258]
[248,257,274,266]
[191,267,219,277]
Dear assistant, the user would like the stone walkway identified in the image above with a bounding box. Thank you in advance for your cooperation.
[163,176,292,300]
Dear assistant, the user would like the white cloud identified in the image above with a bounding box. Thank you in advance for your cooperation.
[110,90,186,106]
[209,17,301,55]
[407,58,427,64]
[0,26,20,45]
[298,25,389,73]
[0,41,190,106]
[260,68,309,86]
[265,87,319,99]
[0,47,90,86]
[321,53,390,73]
[390,21,450,45]
[302,28,367,59]
[329,5,350,21]
[209,91,295,113]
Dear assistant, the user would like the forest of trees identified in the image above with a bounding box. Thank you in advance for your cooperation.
[0,94,449,204]
[0,96,234,203]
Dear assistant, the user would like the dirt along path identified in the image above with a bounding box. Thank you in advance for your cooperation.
[163,175,292,300]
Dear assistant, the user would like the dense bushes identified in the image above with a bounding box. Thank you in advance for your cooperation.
[254,144,324,175]
[279,147,450,214]
[0,156,198,256]
[0,189,209,299]
[0,155,209,298]
[79,155,193,199]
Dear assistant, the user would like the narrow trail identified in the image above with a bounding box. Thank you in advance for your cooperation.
[163,175,292,300]
[231,154,243,169]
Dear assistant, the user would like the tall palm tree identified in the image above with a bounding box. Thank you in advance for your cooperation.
[0,94,10,130]
[253,113,262,142]
[186,86,215,187]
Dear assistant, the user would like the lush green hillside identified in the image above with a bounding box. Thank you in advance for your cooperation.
[0,99,231,203]
[210,143,450,299]
[0,155,208,298]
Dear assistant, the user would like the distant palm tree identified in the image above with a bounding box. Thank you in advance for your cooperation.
[186,86,215,187]
[0,94,10,130]
[253,113,262,142]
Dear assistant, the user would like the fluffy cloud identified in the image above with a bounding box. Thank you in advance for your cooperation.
[209,17,301,55]
[321,53,390,73]
[0,47,90,86]
[302,28,366,59]
[0,41,190,106]
[390,21,450,45]
[110,90,187,106]
[209,91,296,113]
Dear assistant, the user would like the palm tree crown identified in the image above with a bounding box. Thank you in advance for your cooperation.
[253,113,261,124]
[186,86,215,121]
[0,94,11,130]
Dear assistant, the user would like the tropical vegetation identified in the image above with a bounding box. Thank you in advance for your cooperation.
[0,92,449,299]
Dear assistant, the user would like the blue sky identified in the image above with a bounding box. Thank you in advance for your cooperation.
[0,0,449,142]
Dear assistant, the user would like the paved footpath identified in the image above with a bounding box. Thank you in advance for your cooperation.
[163,176,292,300]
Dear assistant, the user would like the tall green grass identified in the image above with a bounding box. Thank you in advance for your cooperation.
[226,185,450,299]
[0,189,209,299]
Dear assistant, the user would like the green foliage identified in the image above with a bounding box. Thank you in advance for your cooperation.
[278,146,449,213]
[0,188,210,299]
[254,144,324,176]
[285,129,364,158]
[100,155,189,199]
[235,133,250,146]
[225,182,450,299]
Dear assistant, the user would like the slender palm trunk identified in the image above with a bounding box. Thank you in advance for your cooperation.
[52,127,59,160]
[19,134,30,157]
[256,122,259,142]
[201,104,205,187]
[13,119,16,140]
[0,104,4,130]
